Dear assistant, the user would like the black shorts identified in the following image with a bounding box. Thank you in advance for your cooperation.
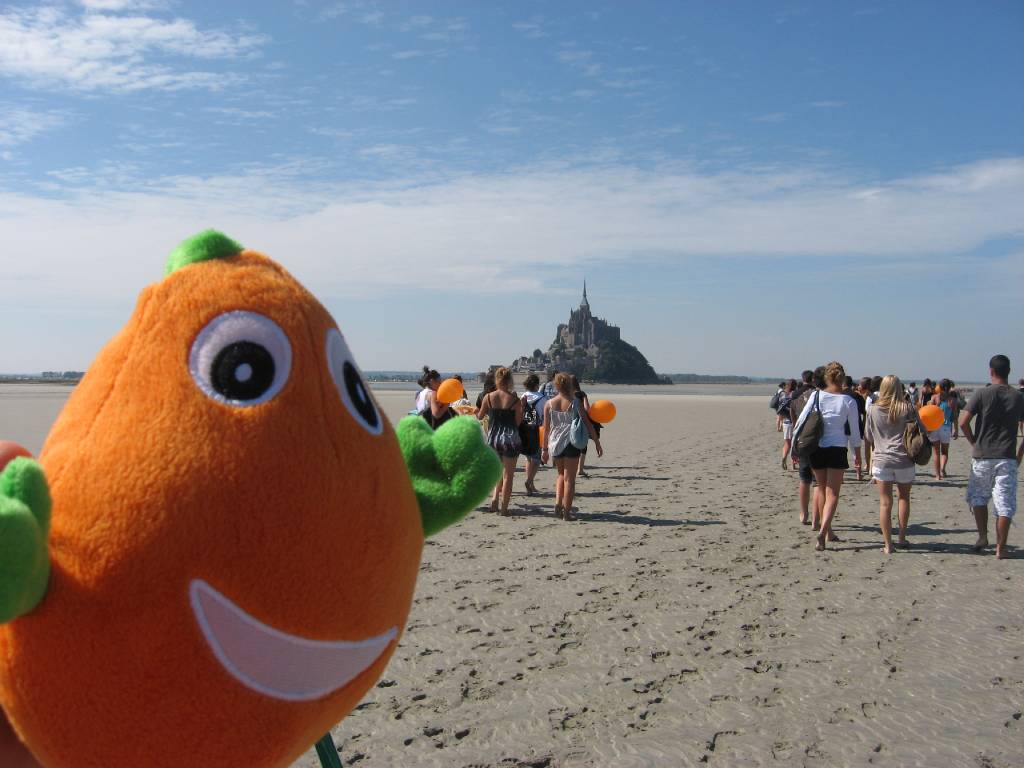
[555,444,582,459]
[809,446,849,471]
[798,463,814,484]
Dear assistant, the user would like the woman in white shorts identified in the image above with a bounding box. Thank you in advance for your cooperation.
[778,379,796,469]
[864,375,923,553]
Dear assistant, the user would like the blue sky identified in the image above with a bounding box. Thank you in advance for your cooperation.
[1,1,1022,381]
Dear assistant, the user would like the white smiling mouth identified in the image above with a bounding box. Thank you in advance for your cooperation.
[190,579,398,702]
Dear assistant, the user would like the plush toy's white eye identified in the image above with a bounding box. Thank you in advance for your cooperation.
[190,311,292,407]
[326,328,382,435]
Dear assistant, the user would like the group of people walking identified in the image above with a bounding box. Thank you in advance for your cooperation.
[773,355,1024,558]
[416,367,603,520]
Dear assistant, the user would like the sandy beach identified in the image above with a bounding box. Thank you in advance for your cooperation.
[1,384,1021,767]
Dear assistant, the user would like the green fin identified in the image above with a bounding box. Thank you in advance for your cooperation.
[0,458,51,623]
[397,415,501,538]
[165,230,243,275]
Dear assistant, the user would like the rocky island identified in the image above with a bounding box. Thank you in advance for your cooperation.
[507,284,666,384]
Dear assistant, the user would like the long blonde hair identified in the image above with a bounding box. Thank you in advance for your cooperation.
[874,374,911,422]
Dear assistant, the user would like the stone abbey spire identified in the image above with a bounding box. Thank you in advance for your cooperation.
[582,279,589,309]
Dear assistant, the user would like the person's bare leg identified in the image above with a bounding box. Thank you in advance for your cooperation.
[490,477,501,512]
[933,444,941,480]
[811,468,827,533]
[577,452,588,478]
[940,446,949,478]
[896,483,911,546]
[781,439,791,469]
[817,470,844,550]
[878,480,894,553]
[562,457,580,519]
[525,458,539,493]
[798,478,810,524]
[995,516,1011,559]
[554,460,566,515]
[500,457,516,514]
[972,505,989,550]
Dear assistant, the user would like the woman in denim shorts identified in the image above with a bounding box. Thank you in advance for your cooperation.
[865,375,923,553]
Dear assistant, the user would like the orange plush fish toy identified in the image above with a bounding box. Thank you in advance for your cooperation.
[0,231,500,768]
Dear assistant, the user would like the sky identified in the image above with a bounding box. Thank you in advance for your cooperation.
[1,0,1022,381]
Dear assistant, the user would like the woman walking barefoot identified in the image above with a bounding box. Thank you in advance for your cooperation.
[777,379,796,469]
[928,378,954,479]
[477,367,523,515]
[520,374,545,495]
[865,375,921,553]
[541,373,602,520]
[571,374,595,478]
[793,361,862,551]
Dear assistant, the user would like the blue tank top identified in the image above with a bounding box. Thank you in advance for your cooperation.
[940,399,954,427]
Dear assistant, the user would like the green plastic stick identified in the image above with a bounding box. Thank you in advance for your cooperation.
[314,733,343,768]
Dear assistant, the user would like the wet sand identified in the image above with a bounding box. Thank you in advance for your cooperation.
[308,391,1022,768]
[1,385,1020,767]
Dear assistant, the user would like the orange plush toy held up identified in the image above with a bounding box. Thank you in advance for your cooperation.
[0,231,500,768]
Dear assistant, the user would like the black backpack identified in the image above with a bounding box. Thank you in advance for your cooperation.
[523,396,541,427]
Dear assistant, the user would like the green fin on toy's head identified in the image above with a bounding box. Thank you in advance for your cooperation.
[165,230,243,275]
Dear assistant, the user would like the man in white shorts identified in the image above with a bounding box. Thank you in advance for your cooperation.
[959,355,1024,559]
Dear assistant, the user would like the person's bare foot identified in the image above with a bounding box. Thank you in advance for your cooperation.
[996,547,1007,559]
[815,532,826,551]
[897,540,910,550]
[562,506,577,521]
[973,536,989,552]
[490,498,499,513]
[881,544,893,554]
[827,532,841,542]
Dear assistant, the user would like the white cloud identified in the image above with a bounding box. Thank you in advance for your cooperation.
[77,0,166,11]
[0,5,266,92]
[751,112,786,123]
[557,46,602,78]
[392,49,426,60]
[811,100,847,108]
[1,157,1021,309]
[512,17,549,39]
[0,105,70,146]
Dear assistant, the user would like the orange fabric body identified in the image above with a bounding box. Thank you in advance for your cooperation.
[0,252,423,767]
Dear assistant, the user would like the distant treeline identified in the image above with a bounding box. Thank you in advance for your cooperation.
[667,373,764,384]
[0,373,84,384]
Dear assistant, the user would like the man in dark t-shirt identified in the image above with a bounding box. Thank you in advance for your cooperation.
[960,354,1024,559]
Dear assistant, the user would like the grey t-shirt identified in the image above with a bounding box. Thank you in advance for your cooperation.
[864,404,917,470]
[964,384,1024,460]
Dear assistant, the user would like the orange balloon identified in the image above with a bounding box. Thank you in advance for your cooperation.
[436,378,463,405]
[0,441,31,472]
[589,400,616,424]
[919,404,944,432]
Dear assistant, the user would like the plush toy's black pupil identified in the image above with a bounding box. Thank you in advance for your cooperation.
[344,361,379,427]
[211,342,275,401]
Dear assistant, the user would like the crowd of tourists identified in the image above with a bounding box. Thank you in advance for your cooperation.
[770,355,1024,558]
[414,366,603,520]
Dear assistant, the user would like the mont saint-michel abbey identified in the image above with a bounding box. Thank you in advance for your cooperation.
[554,282,620,350]
[508,283,664,384]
